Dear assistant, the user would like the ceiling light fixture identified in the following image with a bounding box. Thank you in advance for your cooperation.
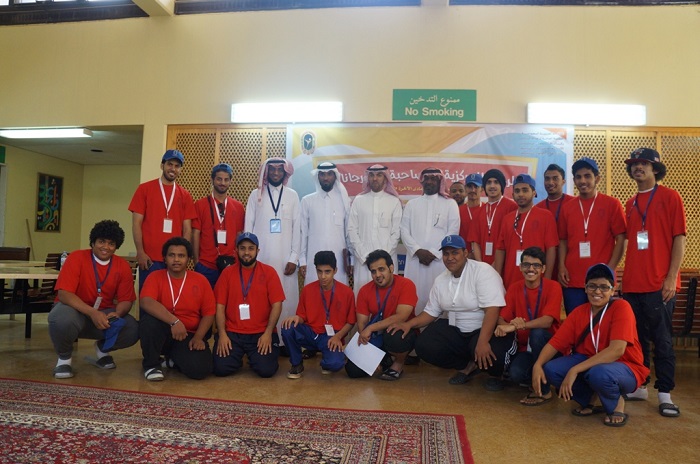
[527,103,646,126]
[231,102,343,123]
[0,128,93,139]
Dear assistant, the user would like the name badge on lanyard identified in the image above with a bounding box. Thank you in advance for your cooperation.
[579,241,591,258]
[160,179,176,234]
[324,324,335,336]
[217,230,227,244]
[637,231,649,250]
[239,304,251,320]
[515,250,523,267]
[485,242,494,256]
[448,311,457,326]
[270,218,282,234]
[163,218,173,233]
[92,296,103,310]
[268,185,284,234]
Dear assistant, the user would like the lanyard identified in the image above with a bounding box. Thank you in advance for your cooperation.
[238,264,256,301]
[320,282,336,322]
[166,271,187,312]
[633,185,658,230]
[485,197,503,236]
[546,196,564,222]
[91,254,113,295]
[578,193,598,239]
[374,283,394,321]
[513,208,532,246]
[467,204,480,221]
[589,303,610,353]
[211,195,226,228]
[267,185,284,218]
[159,179,176,218]
[524,282,543,321]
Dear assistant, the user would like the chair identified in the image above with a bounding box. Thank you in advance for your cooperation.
[0,246,30,308]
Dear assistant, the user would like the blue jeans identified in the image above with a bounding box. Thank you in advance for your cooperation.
[194,262,220,289]
[543,353,637,413]
[508,328,552,393]
[280,323,345,372]
[563,287,588,315]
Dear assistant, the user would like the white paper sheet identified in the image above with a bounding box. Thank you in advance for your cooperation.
[343,332,385,376]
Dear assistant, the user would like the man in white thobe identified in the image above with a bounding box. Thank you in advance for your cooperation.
[245,158,300,348]
[299,162,352,286]
[400,167,460,314]
[347,164,403,294]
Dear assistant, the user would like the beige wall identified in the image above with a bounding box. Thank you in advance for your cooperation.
[2,146,84,261]
[0,5,698,183]
[80,165,141,257]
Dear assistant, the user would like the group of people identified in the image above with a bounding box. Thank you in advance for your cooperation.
[46,146,685,427]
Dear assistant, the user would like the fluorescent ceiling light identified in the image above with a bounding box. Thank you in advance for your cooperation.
[231,102,343,123]
[527,103,646,126]
[0,128,93,139]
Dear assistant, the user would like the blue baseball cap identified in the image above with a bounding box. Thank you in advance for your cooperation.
[162,149,185,165]
[514,173,537,190]
[439,234,467,250]
[211,163,233,178]
[465,173,483,187]
[572,157,599,175]
[236,232,259,247]
[585,263,616,285]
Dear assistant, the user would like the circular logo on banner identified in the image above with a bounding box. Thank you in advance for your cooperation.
[301,131,316,155]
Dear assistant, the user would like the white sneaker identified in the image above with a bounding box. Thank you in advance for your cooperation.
[144,368,164,381]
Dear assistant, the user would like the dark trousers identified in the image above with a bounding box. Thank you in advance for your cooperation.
[194,262,221,289]
[213,331,280,378]
[563,287,588,315]
[623,291,676,392]
[508,328,553,393]
[415,319,516,376]
[345,329,417,378]
[139,312,213,380]
[138,261,166,292]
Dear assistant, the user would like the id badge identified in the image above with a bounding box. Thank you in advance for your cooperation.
[92,296,103,310]
[448,311,456,326]
[217,230,227,244]
[163,218,173,233]
[270,218,282,234]
[325,324,335,336]
[515,250,523,267]
[239,304,251,320]
[485,242,494,256]
[526,340,532,353]
[579,241,591,258]
[637,231,649,250]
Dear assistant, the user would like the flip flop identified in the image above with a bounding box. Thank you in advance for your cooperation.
[659,403,681,418]
[572,405,605,417]
[604,411,628,427]
[379,368,402,381]
[448,369,480,385]
[520,392,553,407]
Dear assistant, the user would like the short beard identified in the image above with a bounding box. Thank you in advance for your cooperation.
[239,257,257,267]
[268,178,283,187]
[321,183,333,192]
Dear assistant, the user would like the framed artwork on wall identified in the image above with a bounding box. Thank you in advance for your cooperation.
[36,173,63,232]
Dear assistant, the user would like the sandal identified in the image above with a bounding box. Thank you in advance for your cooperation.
[659,403,681,418]
[449,369,480,385]
[604,411,628,427]
[520,392,553,406]
[379,368,402,381]
[572,405,604,417]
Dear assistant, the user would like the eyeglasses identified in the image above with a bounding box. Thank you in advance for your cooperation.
[585,283,614,292]
[520,262,543,270]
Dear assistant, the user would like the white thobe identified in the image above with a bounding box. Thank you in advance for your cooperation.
[400,194,460,314]
[245,185,301,342]
[299,190,349,286]
[347,190,402,294]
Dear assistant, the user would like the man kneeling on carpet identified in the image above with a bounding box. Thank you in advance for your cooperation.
[346,249,418,381]
[494,246,561,404]
[139,237,216,381]
[281,251,355,379]
[531,264,649,427]
[213,232,285,378]
[49,220,139,379]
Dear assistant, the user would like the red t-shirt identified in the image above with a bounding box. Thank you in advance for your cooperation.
[548,298,649,388]
[458,203,482,253]
[623,185,687,292]
[500,278,562,352]
[558,194,627,288]
[496,207,559,289]
[214,262,285,334]
[535,194,574,225]
[296,280,356,335]
[357,274,418,321]
[192,195,245,270]
[141,270,216,333]
[54,249,136,310]
[467,196,518,265]
[128,179,197,262]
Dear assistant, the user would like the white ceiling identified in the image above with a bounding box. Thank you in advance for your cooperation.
[0,125,143,166]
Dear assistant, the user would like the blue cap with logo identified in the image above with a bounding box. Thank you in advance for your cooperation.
[465,173,483,187]
[439,234,467,250]
[572,157,599,175]
[236,232,259,247]
[162,149,185,165]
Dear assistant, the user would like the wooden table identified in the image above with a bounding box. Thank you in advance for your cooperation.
[0,260,48,268]
[0,266,60,338]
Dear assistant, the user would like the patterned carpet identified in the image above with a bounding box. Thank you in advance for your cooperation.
[0,378,472,463]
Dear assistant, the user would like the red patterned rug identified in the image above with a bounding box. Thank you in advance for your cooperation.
[0,378,472,463]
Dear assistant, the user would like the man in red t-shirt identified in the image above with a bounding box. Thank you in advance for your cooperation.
[49,220,138,380]
[139,237,216,381]
[495,174,558,289]
[346,249,418,380]
[458,173,483,257]
[621,148,686,417]
[192,163,245,288]
[558,158,626,314]
[281,251,356,379]
[213,232,285,378]
[495,247,561,404]
[469,169,517,265]
[532,264,649,427]
[129,149,197,290]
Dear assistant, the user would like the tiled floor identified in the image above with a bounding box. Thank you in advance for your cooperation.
[1,314,698,463]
